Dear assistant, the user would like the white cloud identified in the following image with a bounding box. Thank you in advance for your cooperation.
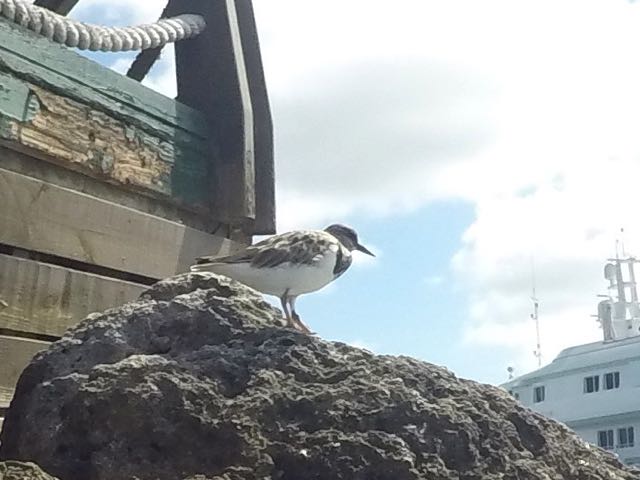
[453,158,640,373]
[72,0,165,25]
[465,304,605,376]
[255,0,640,235]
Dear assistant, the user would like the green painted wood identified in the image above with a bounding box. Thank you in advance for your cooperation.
[0,18,216,210]
[0,18,208,137]
[0,72,30,121]
[0,71,41,145]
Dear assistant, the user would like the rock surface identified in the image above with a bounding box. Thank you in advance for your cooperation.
[0,273,637,480]
[0,461,59,480]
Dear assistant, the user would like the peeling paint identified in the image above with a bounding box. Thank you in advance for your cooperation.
[124,125,136,143]
[0,117,17,140]
[0,71,32,121]
[23,91,40,121]
[88,149,115,175]
[0,30,213,212]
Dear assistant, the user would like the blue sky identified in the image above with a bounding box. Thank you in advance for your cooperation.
[67,0,640,385]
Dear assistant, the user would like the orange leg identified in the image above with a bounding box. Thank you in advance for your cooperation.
[289,296,314,334]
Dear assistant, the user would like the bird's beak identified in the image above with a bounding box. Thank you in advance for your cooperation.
[356,243,375,256]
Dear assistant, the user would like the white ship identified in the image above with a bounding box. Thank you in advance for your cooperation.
[502,255,640,466]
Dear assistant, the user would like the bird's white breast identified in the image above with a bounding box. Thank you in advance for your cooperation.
[201,244,348,297]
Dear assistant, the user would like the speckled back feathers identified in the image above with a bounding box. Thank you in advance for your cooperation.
[194,230,340,269]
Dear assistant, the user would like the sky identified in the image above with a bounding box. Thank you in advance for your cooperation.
[62,0,640,385]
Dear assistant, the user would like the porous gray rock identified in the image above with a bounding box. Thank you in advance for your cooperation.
[0,461,59,480]
[0,273,637,480]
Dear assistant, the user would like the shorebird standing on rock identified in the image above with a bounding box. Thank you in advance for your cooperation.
[191,224,374,334]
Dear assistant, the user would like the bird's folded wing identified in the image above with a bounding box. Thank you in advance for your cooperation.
[193,232,333,269]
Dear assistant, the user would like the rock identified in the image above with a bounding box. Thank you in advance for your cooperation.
[0,461,59,480]
[0,273,637,480]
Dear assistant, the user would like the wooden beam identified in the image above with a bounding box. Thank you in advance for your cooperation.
[0,168,238,279]
[0,335,49,403]
[126,1,176,82]
[234,0,275,234]
[0,146,216,234]
[0,253,146,338]
[174,0,256,225]
[0,385,13,409]
[126,46,164,82]
[33,0,79,15]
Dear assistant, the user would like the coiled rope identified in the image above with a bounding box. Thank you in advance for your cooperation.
[0,0,206,51]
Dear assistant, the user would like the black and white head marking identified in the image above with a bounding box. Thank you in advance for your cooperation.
[324,224,374,256]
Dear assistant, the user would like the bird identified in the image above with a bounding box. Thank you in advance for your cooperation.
[190,224,374,334]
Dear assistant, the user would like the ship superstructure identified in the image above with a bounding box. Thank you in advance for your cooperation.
[502,256,640,466]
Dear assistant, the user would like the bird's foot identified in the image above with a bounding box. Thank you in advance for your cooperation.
[292,312,315,335]
[283,315,297,329]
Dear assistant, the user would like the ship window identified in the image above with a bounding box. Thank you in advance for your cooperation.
[618,427,635,448]
[533,385,545,403]
[604,371,620,390]
[584,375,600,393]
[597,429,614,450]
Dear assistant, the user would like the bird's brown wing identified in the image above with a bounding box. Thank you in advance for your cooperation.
[194,231,333,269]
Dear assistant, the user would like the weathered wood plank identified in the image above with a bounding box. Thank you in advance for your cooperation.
[0,146,216,233]
[0,168,238,279]
[0,69,211,211]
[0,253,145,338]
[1,384,11,429]
[0,336,49,399]
[0,385,13,409]
[234,0,275,234]
[175,0,256,224]
[127,1,175,82]
[0,73,32,122]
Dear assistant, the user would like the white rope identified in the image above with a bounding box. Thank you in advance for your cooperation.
[0,0,206,51]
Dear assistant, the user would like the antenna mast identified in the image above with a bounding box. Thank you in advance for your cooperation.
[531,259,542,367]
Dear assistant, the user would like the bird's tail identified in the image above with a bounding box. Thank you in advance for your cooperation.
[190,262,217,272]
[189,252,225,272]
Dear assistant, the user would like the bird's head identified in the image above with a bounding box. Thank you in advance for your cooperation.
[324,224,374,256]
